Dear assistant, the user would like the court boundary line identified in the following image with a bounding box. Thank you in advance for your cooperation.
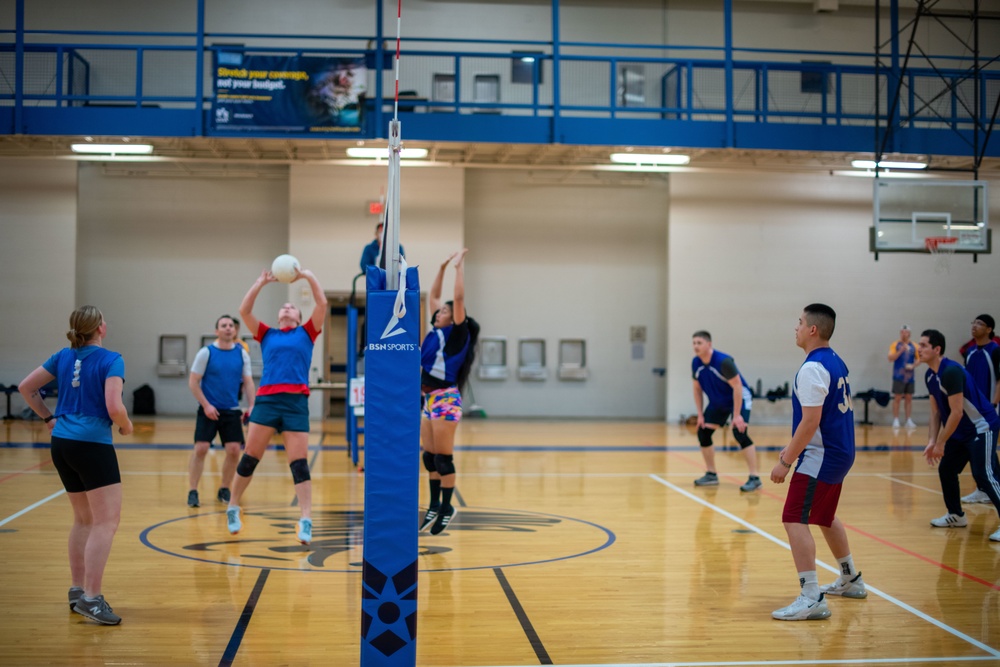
[494,567,553,665]
[0,488,65,527]
[649,474,1000,660]
[218,568,270,667]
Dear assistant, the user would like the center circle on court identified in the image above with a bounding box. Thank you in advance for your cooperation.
[139,504,615,573]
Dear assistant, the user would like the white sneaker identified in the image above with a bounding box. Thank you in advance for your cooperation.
[990,528,1000,542]
[930,513,968,528]
[962,489,992,504]
[892,418,900,428]
[905,419,917,429]
[772,594,831,621]
[820,572,867,599]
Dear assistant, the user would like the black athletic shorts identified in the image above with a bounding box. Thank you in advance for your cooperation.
[704,404,752,428]
[50,436,121,493]
[194,407,246,445]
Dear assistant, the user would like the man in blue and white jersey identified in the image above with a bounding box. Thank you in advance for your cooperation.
[691,331,761,492]
[960,314,1000,505]
[187,314,255,508]
[770,304,865,621]
[919,329,1000,543]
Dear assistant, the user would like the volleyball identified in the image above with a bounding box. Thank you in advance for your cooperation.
[271,254,300,283]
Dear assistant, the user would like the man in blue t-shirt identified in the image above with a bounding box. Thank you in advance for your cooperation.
[187,315,255,508]
[770,304,865,621]
[888,324,919,429]
[960,314,1000,505]
[690,331,761,492]
[919,329,1000,543]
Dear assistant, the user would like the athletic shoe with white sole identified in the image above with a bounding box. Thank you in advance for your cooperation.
[73,594,121,625]
[298,518,312,545]
[820,572,867,599]
[740,476,762,492]
[694,472,719,487]
[930,513,967,528]
[962,489,992,504]
[419,507,439,533]
[227,506,242,534]
[430,506,457,535]
[68,586,83,610]
[772,594,831,621]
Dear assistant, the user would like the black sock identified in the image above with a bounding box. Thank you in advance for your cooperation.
[429,479,441,509]
[441,486,454,511]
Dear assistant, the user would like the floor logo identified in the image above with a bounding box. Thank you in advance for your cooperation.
[140,505,615,573]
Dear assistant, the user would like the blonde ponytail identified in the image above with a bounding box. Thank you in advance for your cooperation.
[67,306,104,349]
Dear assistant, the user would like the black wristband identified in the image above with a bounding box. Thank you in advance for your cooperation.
[43,415,56,423]
[779,457,792,469]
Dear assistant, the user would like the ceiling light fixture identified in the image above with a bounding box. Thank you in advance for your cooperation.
[610,152,690,166]
[850,159,926,170]
[346,147,428,159]
[70,143,153,155]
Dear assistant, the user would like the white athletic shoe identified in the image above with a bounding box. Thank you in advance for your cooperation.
[772,594,831,621]
[990,528,1000,542]
[962,489,992,504]
[905,419,917,429]
[930,513,968,528]
[892,418,900,429]
[820,572,867,599]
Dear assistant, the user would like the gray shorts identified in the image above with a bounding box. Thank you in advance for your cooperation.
[892,379,915,395]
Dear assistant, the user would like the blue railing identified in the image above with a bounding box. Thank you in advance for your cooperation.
[1,29,997,157]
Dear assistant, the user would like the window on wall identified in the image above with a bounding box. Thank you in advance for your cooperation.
[512,52,543,84]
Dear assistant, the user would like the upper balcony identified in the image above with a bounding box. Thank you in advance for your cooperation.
[1,1,997,167]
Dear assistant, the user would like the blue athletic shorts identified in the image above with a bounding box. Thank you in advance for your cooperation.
[249,393,310,433]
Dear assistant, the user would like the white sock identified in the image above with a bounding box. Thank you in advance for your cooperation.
[798,570,820,600]
[836,554,857,581]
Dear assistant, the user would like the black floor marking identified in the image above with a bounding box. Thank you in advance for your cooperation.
[218,568,270,667]
[493,567,552,665]
[453,486,466,507]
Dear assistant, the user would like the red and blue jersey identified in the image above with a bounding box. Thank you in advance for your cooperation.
[256,319,319,396]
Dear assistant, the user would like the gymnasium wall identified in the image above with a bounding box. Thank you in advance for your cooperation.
[666,170,1000,424]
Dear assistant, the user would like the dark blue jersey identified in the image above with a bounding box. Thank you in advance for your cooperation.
[964,341,1000,403]
[926,358,1000,442]
[692,350,752,412]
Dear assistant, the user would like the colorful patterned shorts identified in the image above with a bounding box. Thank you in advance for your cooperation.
[422,387,463,422]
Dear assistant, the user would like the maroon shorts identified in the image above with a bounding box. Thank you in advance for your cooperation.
[781,471,843,527]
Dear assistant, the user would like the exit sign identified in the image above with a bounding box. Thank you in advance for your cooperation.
[368,201,384,215]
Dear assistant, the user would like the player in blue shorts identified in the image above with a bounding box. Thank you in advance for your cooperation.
[771,304,865,621]
[226,266,327,545]
[918,329,1000,542]
[691,331,761,491]
[19,305,133,625]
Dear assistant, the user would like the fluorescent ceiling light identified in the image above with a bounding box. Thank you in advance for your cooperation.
[850,159,926,170]
[610,152,690,166]
[71,143,153,155]
[347,147,428,159]
[831,170,928,179]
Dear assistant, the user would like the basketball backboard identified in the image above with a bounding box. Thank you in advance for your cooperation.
[871,179,990,257]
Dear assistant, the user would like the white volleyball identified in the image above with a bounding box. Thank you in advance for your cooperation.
[271,254,300,283]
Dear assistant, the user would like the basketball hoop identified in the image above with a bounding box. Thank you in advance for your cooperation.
[925,236,958,273]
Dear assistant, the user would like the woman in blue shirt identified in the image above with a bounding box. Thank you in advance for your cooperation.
[19,305,133,626]
[418,249,479,536]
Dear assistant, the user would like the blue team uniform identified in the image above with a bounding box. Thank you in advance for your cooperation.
[965,341,1000,404]
[43,346,125,445]
[926,358,1000,442]
[199,346,245,410]
[421,321,470,390]
[792,347,855,484]
[256,320,318,396]
[692,350,752,414]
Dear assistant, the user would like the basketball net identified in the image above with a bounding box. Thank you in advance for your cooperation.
[925,236,957,274]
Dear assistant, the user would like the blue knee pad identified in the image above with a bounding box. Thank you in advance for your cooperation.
[697,427,715,448]
[434,454,455,476]
[289,458,311,484]
[422,451,437,472]
[236,453,260,478]
[732,428,754,449]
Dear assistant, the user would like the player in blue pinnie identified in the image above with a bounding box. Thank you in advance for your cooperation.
[691,331,761,492]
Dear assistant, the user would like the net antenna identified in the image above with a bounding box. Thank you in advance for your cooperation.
[383,0,404,291]
[925,235,958,273]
